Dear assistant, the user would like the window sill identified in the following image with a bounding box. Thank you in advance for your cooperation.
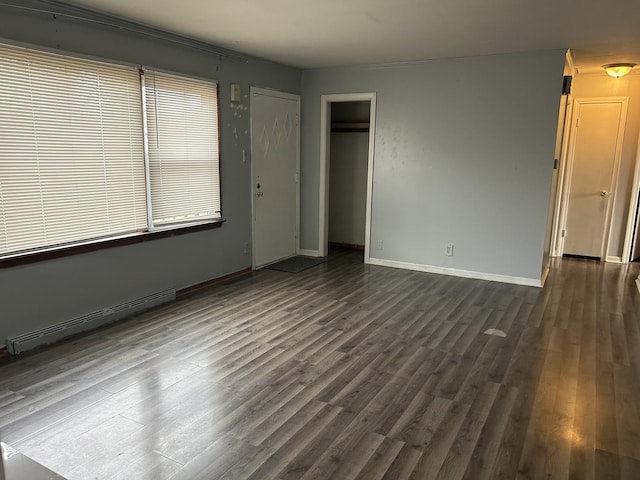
[0,219,225,268]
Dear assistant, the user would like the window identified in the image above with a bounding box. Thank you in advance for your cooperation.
[0,43,220,259]
[142,70,221,228]
[0,44,146,256]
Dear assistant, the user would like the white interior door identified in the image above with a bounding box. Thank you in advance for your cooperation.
[251,88,299,268]
[564,100,624,258]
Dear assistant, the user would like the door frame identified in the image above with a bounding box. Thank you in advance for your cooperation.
[250,87,301,269]
[550,95,574,258]
[556,96,628,261]
[319,92,377,261]
[623,130,640,261]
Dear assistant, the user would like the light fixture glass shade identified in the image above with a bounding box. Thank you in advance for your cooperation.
[603,63,636,77]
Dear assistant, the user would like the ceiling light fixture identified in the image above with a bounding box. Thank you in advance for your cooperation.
[603,63,636,78]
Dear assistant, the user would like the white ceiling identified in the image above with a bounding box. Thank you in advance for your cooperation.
[66,0,640,73]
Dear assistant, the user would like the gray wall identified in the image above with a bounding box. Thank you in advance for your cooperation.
[0,2,300,342]
[301,50,566,281]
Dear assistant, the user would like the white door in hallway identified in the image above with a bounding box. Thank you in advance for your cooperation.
[564,99,626,258]
[251,88,299,268]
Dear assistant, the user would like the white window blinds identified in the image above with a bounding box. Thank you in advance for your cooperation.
[142,70,221,227]
[0,44,146,256]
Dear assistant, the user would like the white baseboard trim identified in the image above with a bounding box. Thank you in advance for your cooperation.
[298,249,322,257]
[605,256,623,263]
[368,257,542,287]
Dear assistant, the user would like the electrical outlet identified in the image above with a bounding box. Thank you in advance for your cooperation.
[243,242,249,254]
[377,240,383,250]
[445,243,454,256]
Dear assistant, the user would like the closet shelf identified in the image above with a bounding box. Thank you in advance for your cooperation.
[331,121,370,133]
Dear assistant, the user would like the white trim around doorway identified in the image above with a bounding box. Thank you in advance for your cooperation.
[550,96,574,258]
[319,92,377,262]
[623,129,640,262]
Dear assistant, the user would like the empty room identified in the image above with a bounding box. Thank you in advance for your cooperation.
[1,1,640,479]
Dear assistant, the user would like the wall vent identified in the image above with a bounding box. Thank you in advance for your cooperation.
[6,289,176,355]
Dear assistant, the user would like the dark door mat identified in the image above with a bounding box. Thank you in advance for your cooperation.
[265,256,327,273]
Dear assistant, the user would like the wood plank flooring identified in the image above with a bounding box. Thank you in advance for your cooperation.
[1,250,640,479]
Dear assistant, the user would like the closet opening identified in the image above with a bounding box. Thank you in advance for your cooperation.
[319,93,376,263]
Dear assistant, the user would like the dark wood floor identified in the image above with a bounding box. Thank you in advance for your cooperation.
[1,250,640,479]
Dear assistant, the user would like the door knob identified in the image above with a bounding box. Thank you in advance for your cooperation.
[601,190,609,197]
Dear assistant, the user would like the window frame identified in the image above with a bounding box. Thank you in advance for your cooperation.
[0,43,224,268]
[0,220,224,268]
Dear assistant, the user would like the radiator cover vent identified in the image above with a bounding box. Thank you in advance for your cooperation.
[6,289,176,354]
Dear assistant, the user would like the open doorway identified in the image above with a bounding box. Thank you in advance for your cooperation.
[319,93,376,262]
[327,101,370,255]
[549,51,640,266]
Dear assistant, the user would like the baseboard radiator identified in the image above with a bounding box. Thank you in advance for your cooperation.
[6,289,176,355]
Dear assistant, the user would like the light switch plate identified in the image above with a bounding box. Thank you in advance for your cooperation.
[230,83,241,102]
